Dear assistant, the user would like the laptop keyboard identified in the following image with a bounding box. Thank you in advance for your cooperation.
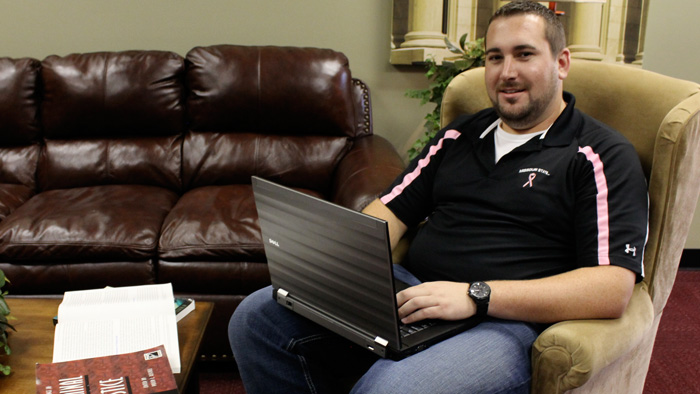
[400,321,436,338]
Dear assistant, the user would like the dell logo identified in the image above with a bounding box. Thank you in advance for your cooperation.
[269,238,280,247]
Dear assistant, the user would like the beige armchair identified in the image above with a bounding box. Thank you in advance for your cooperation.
[440,60,700,393]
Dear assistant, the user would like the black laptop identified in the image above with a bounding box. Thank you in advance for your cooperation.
[252,176,478,360]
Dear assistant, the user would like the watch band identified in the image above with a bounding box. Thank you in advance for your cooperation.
[474,297,488,317]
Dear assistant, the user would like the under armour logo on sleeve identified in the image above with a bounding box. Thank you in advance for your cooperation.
[625,244,637,257]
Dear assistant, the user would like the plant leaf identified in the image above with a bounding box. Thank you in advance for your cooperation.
[0,320,16,332]
[0,298,10,316]
[444,37,464,55]
[453,59,475,71]
[404,34,486,157]
[459,33,469,51]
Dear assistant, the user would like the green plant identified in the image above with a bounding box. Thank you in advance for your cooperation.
[405,34,486,160]
[0,269,15,376]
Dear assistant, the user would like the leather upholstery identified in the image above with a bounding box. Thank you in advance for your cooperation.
[0,45,406,357]
[0,58,41,220]
[39,51,185,191]
[186,46,357,138]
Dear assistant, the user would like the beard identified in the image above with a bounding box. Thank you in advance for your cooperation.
[490,71,560,131]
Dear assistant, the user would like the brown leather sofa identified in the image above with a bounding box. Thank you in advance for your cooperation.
[0,45,405,359]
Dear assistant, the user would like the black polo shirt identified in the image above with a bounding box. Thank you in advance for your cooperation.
[381,93,647,283]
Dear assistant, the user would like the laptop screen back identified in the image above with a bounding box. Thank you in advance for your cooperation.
[252,176,402,348]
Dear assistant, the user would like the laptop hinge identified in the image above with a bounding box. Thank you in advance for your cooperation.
[374,336,389,348]
[276,288,294,310]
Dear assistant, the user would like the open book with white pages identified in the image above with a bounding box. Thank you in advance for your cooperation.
[52,283,181,373]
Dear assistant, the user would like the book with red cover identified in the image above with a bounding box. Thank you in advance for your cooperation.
[35,345,178,394]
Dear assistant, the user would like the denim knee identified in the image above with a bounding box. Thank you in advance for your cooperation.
[228,287,274,354]
[351,319,537,394]
[229,286,378,393]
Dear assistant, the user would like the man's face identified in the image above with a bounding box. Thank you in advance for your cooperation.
[484,14,569,132]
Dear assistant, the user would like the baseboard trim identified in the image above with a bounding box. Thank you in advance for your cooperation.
[680,249,699,269]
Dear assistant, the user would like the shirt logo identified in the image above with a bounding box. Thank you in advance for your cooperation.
[519,168,550,188]
[625,244,637,257]
[523,173,536,188]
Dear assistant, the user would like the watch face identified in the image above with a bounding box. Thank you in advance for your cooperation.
[470,282,490,299]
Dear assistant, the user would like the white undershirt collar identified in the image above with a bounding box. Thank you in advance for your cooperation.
[481,119,552,163]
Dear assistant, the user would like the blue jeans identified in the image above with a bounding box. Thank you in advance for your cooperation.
[229,266,540,393]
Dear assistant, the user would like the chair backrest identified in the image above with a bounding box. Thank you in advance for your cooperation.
[441,60,700,315]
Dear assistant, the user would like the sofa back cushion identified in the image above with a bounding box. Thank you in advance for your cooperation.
[38,51,185,191]
[183,45,357,193]
[0,57,41,220]
[0,57,41,189]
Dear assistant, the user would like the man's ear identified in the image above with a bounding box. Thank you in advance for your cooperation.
[557,48,571,80]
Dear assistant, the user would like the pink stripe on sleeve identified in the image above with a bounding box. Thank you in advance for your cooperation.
[380,129,461,205]
[578,146,611,266]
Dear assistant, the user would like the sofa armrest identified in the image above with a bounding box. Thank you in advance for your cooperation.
[332,135,405,212]
[531,282,655,393]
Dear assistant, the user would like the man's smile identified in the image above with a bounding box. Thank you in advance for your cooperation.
[498,85,527,102]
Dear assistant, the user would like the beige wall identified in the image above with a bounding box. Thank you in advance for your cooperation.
[0,0,429,158]
[643,0,700,249]
[2,0,698,248]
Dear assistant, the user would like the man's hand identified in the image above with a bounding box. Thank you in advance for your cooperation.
[396,281,473,324]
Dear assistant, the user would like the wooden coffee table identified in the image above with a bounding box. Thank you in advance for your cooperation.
[0,297,213,394]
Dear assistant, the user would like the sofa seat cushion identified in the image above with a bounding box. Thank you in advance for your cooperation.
[159,184,262,261]
[158,184,324,260]
[0,183,34,221]
[0,184,178,261]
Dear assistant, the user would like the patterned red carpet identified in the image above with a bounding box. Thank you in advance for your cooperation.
[643,269,700,394]
[197,363,245,394]
[198,270,700,394]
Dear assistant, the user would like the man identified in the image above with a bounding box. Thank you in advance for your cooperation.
[229,1,649,393]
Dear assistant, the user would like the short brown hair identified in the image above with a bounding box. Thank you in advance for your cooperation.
[487,1,566,57]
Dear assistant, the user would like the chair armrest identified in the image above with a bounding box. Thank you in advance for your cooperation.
[531,282,655,394]
[331,135,405,211]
